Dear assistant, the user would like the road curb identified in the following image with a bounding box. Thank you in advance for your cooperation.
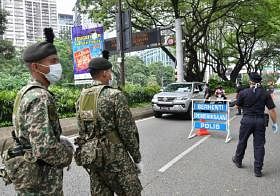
[0,107,154,147]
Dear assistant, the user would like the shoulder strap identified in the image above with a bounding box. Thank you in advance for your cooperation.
[13,84,45,137]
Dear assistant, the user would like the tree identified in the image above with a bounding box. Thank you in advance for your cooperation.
[54,39,74,83]
[78,0,248,82]
[124,56,149,84]
[205,0,280,82]
[148,62,175,86]
[0,8,8,36]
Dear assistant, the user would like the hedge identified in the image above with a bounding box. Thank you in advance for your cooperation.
[0,83,160,127]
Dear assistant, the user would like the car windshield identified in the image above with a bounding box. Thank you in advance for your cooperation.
[164,83,192,92]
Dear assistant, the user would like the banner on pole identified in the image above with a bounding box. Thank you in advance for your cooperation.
[72,26,104,84]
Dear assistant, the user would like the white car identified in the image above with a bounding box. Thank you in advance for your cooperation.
[151,82,206,119]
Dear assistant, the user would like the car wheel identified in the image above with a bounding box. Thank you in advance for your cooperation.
[154,112,162,118]
[186,105,192,120]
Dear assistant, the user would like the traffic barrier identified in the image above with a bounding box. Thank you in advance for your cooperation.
[188,98,232,143]
[196,119,209,136]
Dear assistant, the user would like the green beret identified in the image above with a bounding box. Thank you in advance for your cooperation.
[249,72,262,83]
[23,28,57,63]
[89,57,112,71]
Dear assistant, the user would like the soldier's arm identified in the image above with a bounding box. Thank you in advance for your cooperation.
[114,92,141,163]
[75,97,86,138]
[25,91,72,167]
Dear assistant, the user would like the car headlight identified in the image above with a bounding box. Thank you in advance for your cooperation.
[152,95,158,102]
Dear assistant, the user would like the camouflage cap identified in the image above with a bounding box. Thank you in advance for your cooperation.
[89,57,112,71]
[249,72,262,83]
[23,28,57,63]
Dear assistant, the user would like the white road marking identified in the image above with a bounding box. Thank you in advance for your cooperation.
[158,115,237,173]
[158,135,210,173]
[65,114,238,172]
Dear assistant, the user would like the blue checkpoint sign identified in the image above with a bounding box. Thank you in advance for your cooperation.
[194,121,227,131]
[193,112,227,121]
[193,103,227,112]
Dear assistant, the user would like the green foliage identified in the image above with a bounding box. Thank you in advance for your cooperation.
[0,90,17,126]
[49,86,81,118]
[0,72,30,90]
[54,39,74,83]
[0,8,8,35]
[123,83,161,106]
[208,78,235,94]
[0,82,160,127]
[124,56,175,86]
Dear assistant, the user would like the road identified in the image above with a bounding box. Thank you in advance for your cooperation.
[1,94,280,195]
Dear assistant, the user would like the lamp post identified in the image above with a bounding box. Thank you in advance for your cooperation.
[118,0,125,87]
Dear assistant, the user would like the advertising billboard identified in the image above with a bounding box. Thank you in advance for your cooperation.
[72,26,104,84]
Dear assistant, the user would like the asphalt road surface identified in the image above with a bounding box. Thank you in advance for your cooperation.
[1,94,280,196]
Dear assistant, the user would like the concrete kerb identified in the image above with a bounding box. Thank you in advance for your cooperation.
[0,93,237,147]
[0,106,154,147]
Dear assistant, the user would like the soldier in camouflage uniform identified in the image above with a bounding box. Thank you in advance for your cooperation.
[2,28,73,195]
[75,57,143,195]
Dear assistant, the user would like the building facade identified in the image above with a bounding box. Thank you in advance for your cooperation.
[137,48,175,67]
[1,0,58,47]
[58,13,73,39]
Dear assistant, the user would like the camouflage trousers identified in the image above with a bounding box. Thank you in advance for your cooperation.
[89,168,142,196]
[16,167,64,196]
[16,190,63,196]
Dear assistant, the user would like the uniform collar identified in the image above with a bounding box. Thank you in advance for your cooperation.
[28,79,48,90]
[92,80,104,86]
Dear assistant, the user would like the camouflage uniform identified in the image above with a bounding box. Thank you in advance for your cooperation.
[11,80,72,195]
[76,81,142,196]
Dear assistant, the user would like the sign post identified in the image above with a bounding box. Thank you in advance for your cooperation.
[188,99,232,143]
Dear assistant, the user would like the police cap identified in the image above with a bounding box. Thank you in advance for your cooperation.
[88,57,112,71]
[249,72,262,83]
[23,28,57,63]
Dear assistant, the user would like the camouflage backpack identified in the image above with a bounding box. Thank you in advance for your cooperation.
[74,85,120,168]
[0,85,44,190]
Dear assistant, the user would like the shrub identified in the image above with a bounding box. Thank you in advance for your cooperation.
[0,83,161,127]
[123,83,161,106]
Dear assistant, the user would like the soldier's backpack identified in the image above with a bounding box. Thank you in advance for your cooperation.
[74,85,121,169]
[0,84,45,190]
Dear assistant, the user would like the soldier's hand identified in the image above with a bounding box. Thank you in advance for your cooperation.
[272,123,278,133]
[135,162,143,173]
[60,135,75,151]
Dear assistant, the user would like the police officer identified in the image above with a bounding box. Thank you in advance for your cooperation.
[232,72,278,177]
[2,28,73,195]
[75,57,142,195]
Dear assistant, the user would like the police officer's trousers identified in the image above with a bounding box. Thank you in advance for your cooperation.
[235,115,266,171]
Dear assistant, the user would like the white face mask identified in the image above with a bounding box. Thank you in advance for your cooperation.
[39,63,62,84]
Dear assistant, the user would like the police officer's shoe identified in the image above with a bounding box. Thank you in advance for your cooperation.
[232,156,242,168]
[254,170,262,177]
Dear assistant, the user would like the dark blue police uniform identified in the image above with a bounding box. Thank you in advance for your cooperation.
[233,86,275,175]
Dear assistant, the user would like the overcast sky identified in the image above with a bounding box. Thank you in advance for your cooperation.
[57,0,76,15]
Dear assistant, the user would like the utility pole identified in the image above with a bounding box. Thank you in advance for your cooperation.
[175,18,184,82]
[117,0,125,87]
[0,0,3,41]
